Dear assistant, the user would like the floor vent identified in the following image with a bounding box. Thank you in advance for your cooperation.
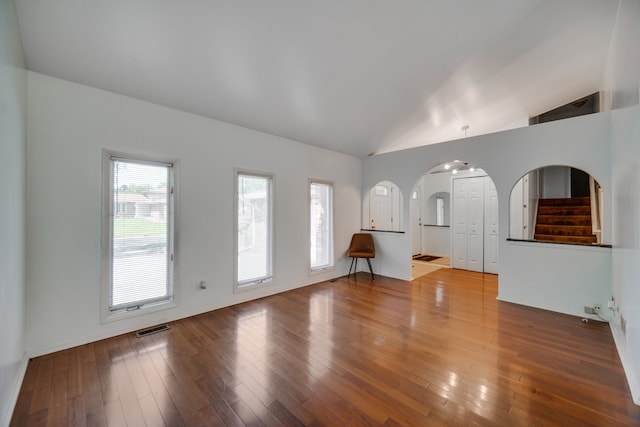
[135,324,170,338]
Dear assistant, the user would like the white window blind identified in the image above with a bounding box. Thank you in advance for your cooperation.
[110,157,174,312]
[237,172,273,287]
[310,181,334,270]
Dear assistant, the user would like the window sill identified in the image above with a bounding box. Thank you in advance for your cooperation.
[101,300,177,324]
[310,266,335,276]
[234,279,274,293]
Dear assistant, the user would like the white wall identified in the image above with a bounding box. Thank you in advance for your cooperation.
[540,165,570,198]
[363,111,612,318]
[610,105,640,403]
[422,227,449,258]
[0,0,28,424]
[603,0,640,404]
[421,172,452,257]
[25,72,362,356]
[601,0,640,111]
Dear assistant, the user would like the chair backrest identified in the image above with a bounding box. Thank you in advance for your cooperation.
[348,233,375,257]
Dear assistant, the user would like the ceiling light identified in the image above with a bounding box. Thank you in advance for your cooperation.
[444,164,451,170]
[452,169,458,174]
[469,167,475,172]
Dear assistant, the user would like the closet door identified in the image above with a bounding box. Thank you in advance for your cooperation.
[452,178,468,269]
[484,177,499,274]
[466,177,484,272]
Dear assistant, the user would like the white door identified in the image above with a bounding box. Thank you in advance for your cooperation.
[510,178,524,239]
[522,174,530,239]
[452,175,499,274]
[452,178,468,269]
[410,186,422,255]
[484,177,499,274]
[467,177,484,272]
[370,183,392,230]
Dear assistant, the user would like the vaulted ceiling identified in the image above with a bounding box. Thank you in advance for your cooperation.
[15,0,620,157]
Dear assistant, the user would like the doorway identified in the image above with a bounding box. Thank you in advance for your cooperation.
[411,161,499,276]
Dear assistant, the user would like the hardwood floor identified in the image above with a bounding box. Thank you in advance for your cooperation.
[11,269,640,426]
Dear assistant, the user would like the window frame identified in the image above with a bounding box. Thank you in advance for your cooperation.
[101,150,178,323]
[309,179,335,273]
[233,168,275,292]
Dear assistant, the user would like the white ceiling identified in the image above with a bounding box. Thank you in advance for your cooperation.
[15,0,620,157]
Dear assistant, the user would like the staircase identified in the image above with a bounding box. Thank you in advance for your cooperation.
[534,197,597,244]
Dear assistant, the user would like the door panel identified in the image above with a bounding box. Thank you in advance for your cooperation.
[452,179,468,269]
[452,175,499,274]
[370,183,392,230]
[484,177,499,274]
[467,177,484,272]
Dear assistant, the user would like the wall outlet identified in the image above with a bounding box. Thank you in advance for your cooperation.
[593,304,601,313]
[584,306,596,314]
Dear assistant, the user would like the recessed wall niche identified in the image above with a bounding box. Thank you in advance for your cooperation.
[363,180,403,231]
[509,166,603,245]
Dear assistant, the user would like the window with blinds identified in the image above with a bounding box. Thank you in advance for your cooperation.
[235,170,273,289]
[108,156,174,313]
[310,180,334,271]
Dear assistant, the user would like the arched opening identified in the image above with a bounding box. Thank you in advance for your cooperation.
[509,166,603,244]
[410,160,499,277]
[363,180,403,232]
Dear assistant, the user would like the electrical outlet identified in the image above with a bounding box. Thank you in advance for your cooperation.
[593,304,601,313]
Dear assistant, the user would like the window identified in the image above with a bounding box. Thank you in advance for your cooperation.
[374,185,388,196]
[235,170,273,289]
[103,154,175,319]
[436,197,445,226]
[310,180,334,271]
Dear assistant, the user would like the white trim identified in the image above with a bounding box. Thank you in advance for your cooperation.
[1,351,29,427]
[610,322,640,405]
[100,149,179,323]
[233,168,275,293]
[309,178,335,274]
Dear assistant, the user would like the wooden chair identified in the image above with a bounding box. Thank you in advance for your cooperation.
[347,233,375,280]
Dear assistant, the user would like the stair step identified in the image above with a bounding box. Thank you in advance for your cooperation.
[534,234,598,244]
[536,215,592,226]
[537,206,591,215]
[534,196,597,245]
[538,197,591,206]
[534,225,595,236]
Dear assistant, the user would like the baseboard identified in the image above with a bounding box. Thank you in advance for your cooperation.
[610,322,640,405]
[1,351,29,427]
[496,294,600,319]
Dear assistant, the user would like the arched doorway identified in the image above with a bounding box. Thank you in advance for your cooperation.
[363,180,403,232]
[509,165,603,244]
[410,160,499,274]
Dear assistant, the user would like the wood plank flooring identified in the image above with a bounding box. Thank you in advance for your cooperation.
[11,269,640,426]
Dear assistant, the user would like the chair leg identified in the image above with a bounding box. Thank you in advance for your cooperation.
[366,258,374,280]
[348,257,356,278]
